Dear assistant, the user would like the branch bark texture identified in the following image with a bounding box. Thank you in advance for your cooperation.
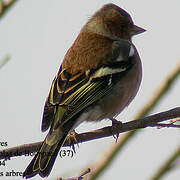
[0,107,180,160]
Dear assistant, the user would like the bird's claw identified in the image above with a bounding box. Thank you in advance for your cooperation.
[67,130,79,153]
[110,118,123,143]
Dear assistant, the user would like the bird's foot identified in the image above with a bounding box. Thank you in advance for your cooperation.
[110,118,123,143]
[68,130,79,153]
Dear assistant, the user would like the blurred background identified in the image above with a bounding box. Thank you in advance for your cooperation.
[0,0,180,179]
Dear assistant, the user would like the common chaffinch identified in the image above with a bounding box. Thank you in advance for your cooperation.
[23,3,145,178]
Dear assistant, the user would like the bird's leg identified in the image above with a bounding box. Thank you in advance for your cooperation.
[109,118,123,143]
[67,130,79,153]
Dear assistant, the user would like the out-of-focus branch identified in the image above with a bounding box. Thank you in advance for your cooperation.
[150,146,180,180]
[0,107,180,160]
[0,0,18,19]
[88,60,180,180]
[0,55,10,68]
[57,168,91,180]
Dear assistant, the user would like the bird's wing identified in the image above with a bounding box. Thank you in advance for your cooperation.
[41,67,88,131]
[42,59,134,132]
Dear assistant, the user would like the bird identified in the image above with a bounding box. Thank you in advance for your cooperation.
[23,3,146,178]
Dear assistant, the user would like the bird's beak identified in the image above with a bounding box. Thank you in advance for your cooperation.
[130,25,146,36]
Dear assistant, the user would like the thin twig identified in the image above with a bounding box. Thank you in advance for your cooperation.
[57,168,91,180]
[154,123,180,128]
[0,107,180,160]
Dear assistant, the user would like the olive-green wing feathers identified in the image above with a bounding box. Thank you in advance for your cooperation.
[41,68,89,132]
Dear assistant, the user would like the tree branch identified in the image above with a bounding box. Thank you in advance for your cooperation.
[0,107,180,160]
[0,0,18,19]
[150,145,180,180]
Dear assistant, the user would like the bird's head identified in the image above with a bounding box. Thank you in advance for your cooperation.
[83,3,146,40]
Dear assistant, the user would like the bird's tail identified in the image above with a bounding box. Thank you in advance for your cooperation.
[23,132,67,179]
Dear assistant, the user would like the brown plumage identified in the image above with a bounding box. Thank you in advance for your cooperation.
[62,32,114,74]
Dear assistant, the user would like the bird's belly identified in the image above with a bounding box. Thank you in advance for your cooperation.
[81,62,142,122]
